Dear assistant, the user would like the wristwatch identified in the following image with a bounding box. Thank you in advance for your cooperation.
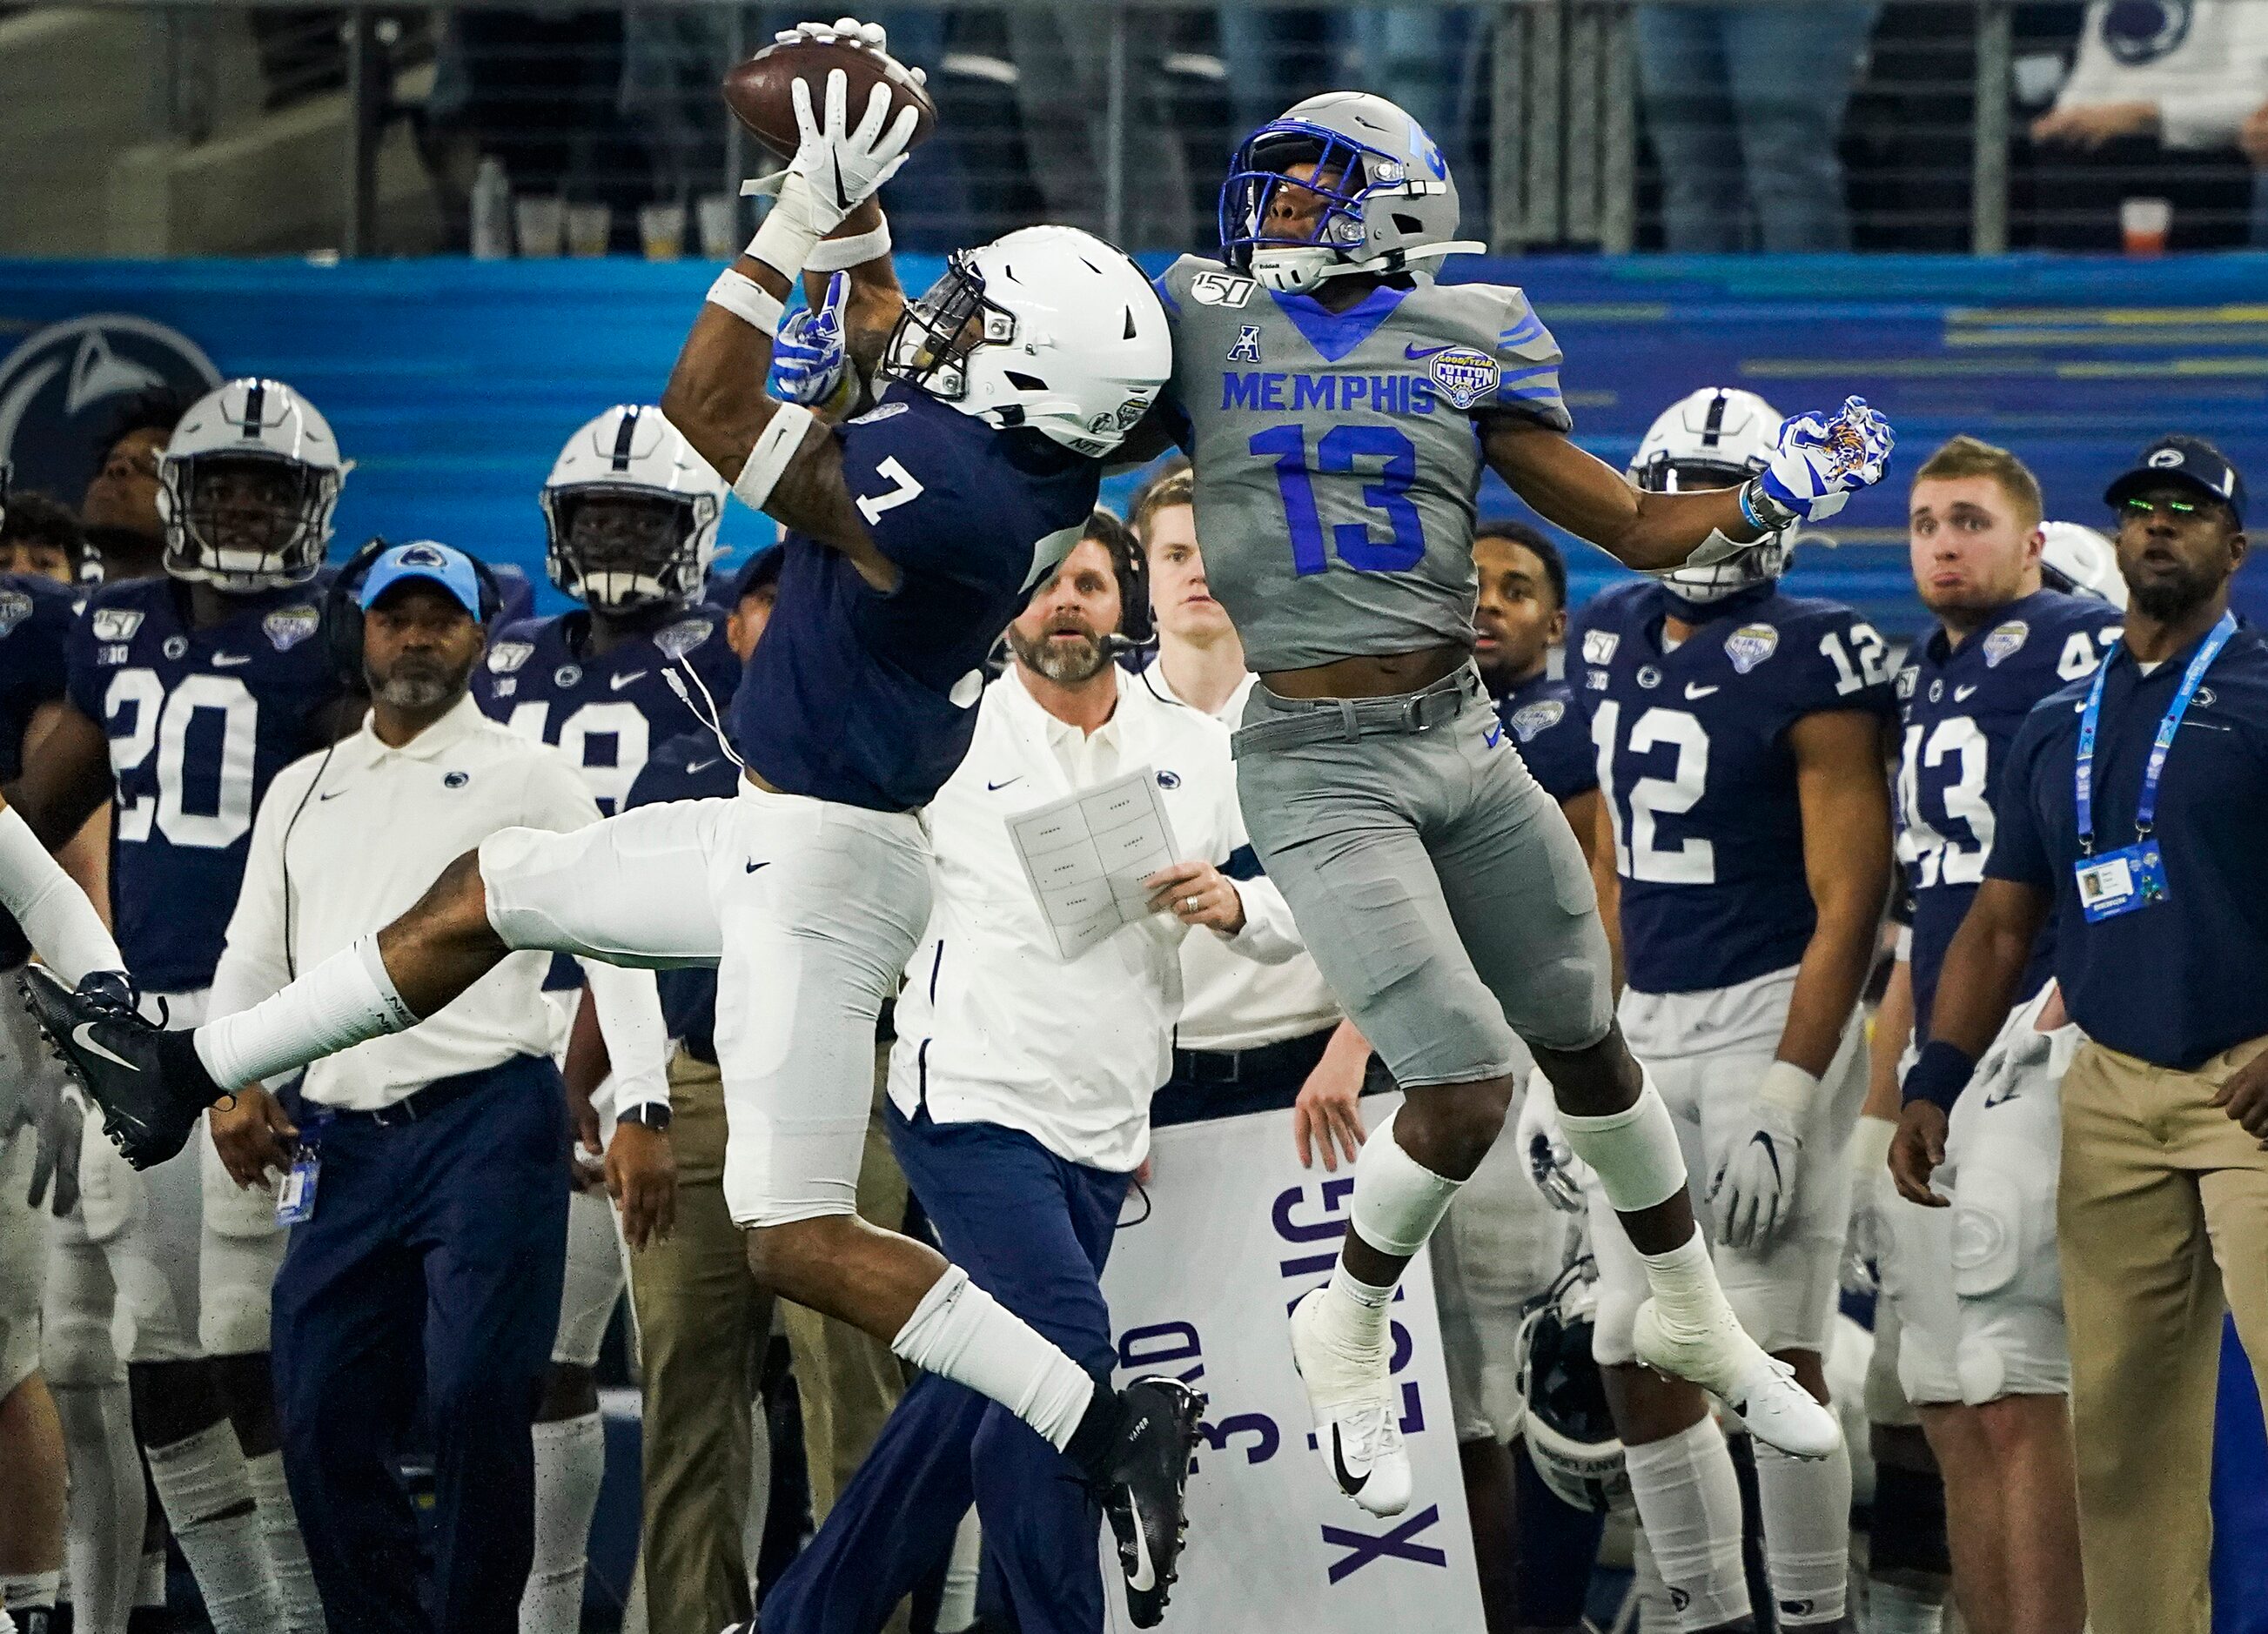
[618,1102,674,1133]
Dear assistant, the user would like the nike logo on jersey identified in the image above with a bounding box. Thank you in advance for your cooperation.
[1403,343,1451,361]
[1685,683,1721,700]
[745,860,770,874]
[611,671,649,691]
[986,778,1022,792]
[73,1024,138,1073]
[319,790,347,801]
[1955,684,1979,701]
[687,759,721,775]
[213,653,252,667]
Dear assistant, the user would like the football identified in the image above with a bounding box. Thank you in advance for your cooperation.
[722,37,938,162]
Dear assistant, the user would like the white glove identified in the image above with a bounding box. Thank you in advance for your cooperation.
[1840,1115,1896,1296]
[1708,1060,1816,1250]
[1755,395,1895,524]
[1513,1081,1594,1215]
[774,17,929,89]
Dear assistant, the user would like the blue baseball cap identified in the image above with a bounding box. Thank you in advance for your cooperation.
[359,540,486,619]
[2104,435,2247,527]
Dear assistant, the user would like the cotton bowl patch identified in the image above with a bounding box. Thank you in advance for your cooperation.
[1983,619,2030,668]
[1724,623,1779,673]
[0,589,31,639]
[1510,700,1564,741]
[263,606,320,652]
[1428,347,1500,412]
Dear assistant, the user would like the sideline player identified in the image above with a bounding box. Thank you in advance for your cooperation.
[1149,90,1885,1511]
[1565,388,1895,1632]
[475,405,740,1634]
[13,378,354,1634]
[1869,438,2121,1634]
[33,48,1208,1617]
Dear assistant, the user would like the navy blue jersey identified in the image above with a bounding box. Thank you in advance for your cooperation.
[1895,589,2123,1035]
[0,575,80,969]
[624,730,740,1061]
[474,606,739,816]
[1494,669,1597,805]
[1572,582,1897,995]
[65,576,344,993]
[729,388,1097,812]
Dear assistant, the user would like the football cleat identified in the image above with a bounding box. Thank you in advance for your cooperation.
[1632,1296,1842,1460]
[1288,1286,1412,1517]
[1096,1376,1206,1627]
[19,965,211,1171]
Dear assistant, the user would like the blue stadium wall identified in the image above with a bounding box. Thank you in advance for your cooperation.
[3,251,2266,1624]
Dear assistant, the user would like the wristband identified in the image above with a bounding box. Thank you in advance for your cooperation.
[731,404,815,513]
[706,269,784,335]
[807,218,891,271]
[1901,1038,1977,1115]
[1740,478,1798,534]
[748,171,828,283]
[1757,1059,1822,1122]
[1849,1114,1896,1182]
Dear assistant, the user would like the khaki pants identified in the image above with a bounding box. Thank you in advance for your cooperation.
[2059,1035,2268,1634]
[630,1044,910,1634]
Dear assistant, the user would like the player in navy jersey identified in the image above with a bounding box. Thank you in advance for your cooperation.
[1561,389,1897,1633]
[36,46,1206,1618]
[11,376,352,1634]
[1863,439,2121,1634]
[1473,519,1600,838]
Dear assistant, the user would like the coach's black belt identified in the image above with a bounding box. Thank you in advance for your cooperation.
[324,1065,498,1128]
[1230,666,1479,758]
[1171,1028,1334,1089]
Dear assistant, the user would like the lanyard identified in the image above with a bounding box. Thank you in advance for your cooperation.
[2076,610,2236,854]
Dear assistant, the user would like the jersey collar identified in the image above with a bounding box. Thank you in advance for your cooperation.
[1269,281,1412,365]
[359,689,486,762]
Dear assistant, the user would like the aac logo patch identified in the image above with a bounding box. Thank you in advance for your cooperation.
[1581,629,1620,666]
[264,606,321,652]
[1509,699,1564,741]
[487,640,535,674]
[1189,270,1256,309]
[1426,347,1500,412]
[1227,325,1263,365]
[1983,619,2030,667]
[1724,623,1779,674]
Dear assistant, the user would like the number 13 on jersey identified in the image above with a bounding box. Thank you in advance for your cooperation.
[1249,424,1424,574]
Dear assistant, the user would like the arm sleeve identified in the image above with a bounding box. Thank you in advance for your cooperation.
[1983,710,2057,887]
[205,771,300,1075]
[1218,872,1307,964]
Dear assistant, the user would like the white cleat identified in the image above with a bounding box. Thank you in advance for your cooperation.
[1632,1296,1842,1460]
[1287,1287,1412,1517]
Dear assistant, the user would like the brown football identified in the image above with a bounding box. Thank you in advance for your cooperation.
[722,37,938,161]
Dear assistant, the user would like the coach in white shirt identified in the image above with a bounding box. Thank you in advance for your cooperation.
[755,515,1302,1634]
[198,543,673,1634]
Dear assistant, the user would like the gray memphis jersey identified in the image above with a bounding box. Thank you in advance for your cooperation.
[1157,255,1570,671]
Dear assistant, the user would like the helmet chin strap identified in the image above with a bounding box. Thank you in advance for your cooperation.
[1252,238,1488,294]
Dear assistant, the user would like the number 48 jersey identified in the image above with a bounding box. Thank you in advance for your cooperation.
[1572,581,1898,997]
[1895,588,2122,1035]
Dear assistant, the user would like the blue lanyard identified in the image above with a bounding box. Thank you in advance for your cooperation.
[2076,610,2236,854]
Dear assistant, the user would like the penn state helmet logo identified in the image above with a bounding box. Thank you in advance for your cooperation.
[1724,623,1779,674]
[0,314,222,507]
[1983,619,2030,668]
[1428,347,1501,412]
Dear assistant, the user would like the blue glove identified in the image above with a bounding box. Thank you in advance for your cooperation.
[1755,395,1895,524]
[769,271,852,412]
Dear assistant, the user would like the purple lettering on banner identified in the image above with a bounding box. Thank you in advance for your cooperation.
[1272,1179,1356,1245]
[1119,1320,1205,1385]
[1199,1412,1281,1466]
[1320,1505,1449,1584]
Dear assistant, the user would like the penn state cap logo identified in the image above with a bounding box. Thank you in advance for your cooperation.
[1189,270,1256,309]
[91,608,144,643]
[1724,623,1779,674]
[0,589,29,639]
[2148,446,2185,469]
[443,770,471,789]
[1983,619,2030,668]
[1428,347,1501,412]
[1582,629,1620,666]
[653,619,713,661]
[1156,769,1181,790]
[263,606,320,652]
[487,640,535,674]
[1510,699,1565,741]
[397,543,447,568]
[0,314,222,506]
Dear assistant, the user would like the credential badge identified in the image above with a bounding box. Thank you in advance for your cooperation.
[1227,325,1263,365]
[1983,619,2030,668]
[488,640,535,674]
[1582,629,1620,666]
[0,590,28,640]
[654,619,714,662]
[264,606,321,652]
[1428,347,1500,412]
[1189,270,1256,309]
[91,608,144,643]
[1510,700,1565,742]
[1724,623,1779,674]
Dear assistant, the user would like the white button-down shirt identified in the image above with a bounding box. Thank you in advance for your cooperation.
[209,693,653,1112]
[887,666,1305,1171]
[1147,667,1343,1052]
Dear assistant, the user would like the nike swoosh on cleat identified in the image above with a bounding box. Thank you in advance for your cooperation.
[1124,1492,1159,1591]
[745,860,770,873]
[72,1023,139,1073]
[1331,1430,1371,1493]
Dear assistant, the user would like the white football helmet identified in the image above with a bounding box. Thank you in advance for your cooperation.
[1515,1262,1628,1515]
[1220,91,1484,294]
[157,378,349,590]
[540,405,728,612]
[881,225,1173,458]
[2040,519,2128,611]
[1630,386,1793,603]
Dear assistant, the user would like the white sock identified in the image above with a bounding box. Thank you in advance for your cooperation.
[1622,1417,1749,1632]
[740,1395,770,1607]
[936,1507,983,1633]
[0,1570,60,1612]
[51,1382,143,1634]
[0,806,123,986]
[1307,1260,1398,1361]
[520,1413,606,1634]
[1863,1574,1946,1632]
[197,937,413,1091]
[1637,1231,1739,1341]
[1627,1529,1681,1634]
[890,1266,1096,1451]
[144,1423,284,1634]
[1560,1067,1688,1214]
[242,1451,323,1634]
[1755,1436,1850,1625]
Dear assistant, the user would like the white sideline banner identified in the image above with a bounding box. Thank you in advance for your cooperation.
[1099,1095,1487,1631]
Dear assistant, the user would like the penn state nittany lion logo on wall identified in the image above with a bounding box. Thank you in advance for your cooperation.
[0,314,222,506]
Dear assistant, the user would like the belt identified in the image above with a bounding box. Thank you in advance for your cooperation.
[319,1065,499,1128]
[1230,666,1478,759]
[1171,1028,1333,1088]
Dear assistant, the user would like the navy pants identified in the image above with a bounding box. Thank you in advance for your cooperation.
[760,1103,1131,1634]
[271,1055,569,1634]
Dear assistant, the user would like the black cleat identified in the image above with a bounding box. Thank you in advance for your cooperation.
[19,965,211,1170]
[1097,1376,1206,1627]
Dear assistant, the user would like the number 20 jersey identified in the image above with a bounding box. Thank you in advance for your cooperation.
[66,575,345,993]
[1571,581,1897,996]
[1895,588,2122,1035]
[1155,256,1570,671]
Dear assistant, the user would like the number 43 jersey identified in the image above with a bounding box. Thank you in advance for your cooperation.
[67,574,345,994]
[1895,588,2122,1035]
[1156,256,1570,671]
[1572,581,1898,997]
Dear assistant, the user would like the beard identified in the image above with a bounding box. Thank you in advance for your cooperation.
[2129,558,2219,624]
[1009,624,1113,685]
[368,653,473,711]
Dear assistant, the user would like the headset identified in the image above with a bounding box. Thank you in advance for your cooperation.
[322,535,507,693]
